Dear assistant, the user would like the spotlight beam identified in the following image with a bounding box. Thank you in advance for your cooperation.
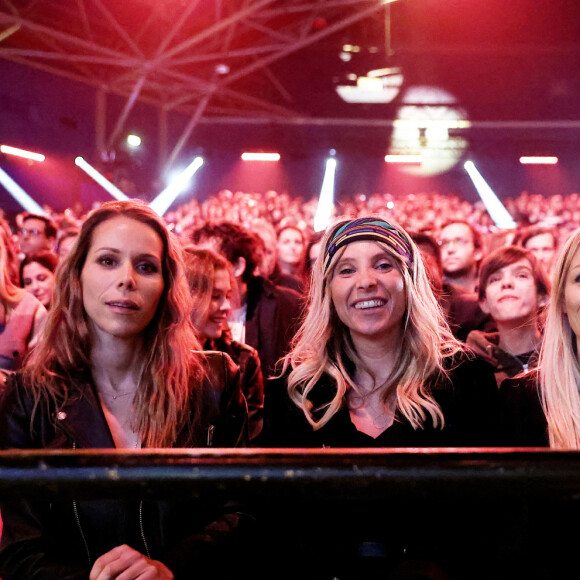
[313,157,337,232]
[75,157,129,201]
[464,161,516,229]
[149,156,204,217]
[0,167,45,214]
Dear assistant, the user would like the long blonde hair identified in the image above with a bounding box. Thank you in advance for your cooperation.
[539,226,580,448]
[281,214,463,430]
[23,200,204,447]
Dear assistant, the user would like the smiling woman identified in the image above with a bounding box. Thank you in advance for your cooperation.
[0,200,251,580]
[259,215,501,578]
[263,215,499,446]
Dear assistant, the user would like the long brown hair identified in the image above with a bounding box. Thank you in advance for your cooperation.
[23,200,204,447]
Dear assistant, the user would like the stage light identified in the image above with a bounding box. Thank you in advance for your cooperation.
[385,154,422,164]
[149,156,204,217]
[75,156,129,201]
[126,134,142,148]
[0,167,45,214]
[519,156,558,165]
[313,157,337,232]
[464,161,516,229]
[241,152,280,161]
[1,145,45,162]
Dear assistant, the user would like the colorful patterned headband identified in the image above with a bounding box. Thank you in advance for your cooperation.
[323,217,413,271]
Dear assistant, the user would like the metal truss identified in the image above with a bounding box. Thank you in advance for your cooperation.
[0,0,389,164]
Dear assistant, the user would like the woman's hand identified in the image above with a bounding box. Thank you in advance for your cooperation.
[89,544,174,580]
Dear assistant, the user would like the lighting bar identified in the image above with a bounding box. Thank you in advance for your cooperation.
[464,161,516,229]
[519,156,558,165]
[75,157,129,201]
[241,152,280,162]
[149,156,204,217]
[0,167,45,214]
[385,154,422,164]
[313,158,337,232]
[1,145,45,162]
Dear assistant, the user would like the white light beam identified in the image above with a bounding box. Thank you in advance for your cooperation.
[314,157,337,232]
[75,157,129,201]
[149,156,204,216]
[464,161,516,229]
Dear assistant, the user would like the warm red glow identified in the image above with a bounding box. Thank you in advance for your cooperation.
[519,156,558,165]
[241,152,280,162]
[385,154,422,164]
[1,145,45,162]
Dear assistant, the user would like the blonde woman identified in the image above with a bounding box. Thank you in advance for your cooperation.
[258,216,500,580]
[263,215,499,447]
[0,200,249,579]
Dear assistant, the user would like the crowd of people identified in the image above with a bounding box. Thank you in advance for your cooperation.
[0,186,579,578]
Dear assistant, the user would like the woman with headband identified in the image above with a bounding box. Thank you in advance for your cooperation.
[263,215,499,448]
[258,216,501,580]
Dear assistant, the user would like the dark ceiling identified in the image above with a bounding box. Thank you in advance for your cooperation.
[2,0,580,126]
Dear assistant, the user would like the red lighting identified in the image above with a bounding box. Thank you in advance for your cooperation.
[1,145,45,162]
[385,154,422,164]
[241,152,280,162]
[519,156,558,165]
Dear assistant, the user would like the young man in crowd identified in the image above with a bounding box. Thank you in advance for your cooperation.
[466,245,550,387]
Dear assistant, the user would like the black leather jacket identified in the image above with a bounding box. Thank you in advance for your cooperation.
[0,351,251,579]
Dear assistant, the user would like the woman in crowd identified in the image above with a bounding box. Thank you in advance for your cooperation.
[264,215,499,447]
[0,200,249,579]
[260,215,500,580]
[0,221,47,375]
[19,249,59,309]
[183,246,264,441]
[276,223,308,288]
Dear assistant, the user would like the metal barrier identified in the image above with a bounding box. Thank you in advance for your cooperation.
[1,447,579,501]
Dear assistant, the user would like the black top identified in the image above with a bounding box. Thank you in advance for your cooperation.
[498,370,549,446]
[261,352,500,448]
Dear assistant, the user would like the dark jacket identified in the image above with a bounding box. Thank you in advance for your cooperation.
[498,370,549,446]
[206,336,264,441]
[261,352,500,448]
[0,351,251,580]
[466,330,539,387]
[245,276,303,381]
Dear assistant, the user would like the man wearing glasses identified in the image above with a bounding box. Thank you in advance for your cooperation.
[438,219,484,294]
[17,213,58,259]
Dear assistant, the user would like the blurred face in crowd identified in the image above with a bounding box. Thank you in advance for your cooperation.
[480,258,542,327]
[277,227,304,267]
[524,233,556,274]
[199,268,232,340]
[439,223,481,277]
[564,246,580,349]
[18,218,54,256]
[330,241,406,348]
[80,216,165,343]
[21,261,56,308]
[256,228,278,278]
[58,233,79,260]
